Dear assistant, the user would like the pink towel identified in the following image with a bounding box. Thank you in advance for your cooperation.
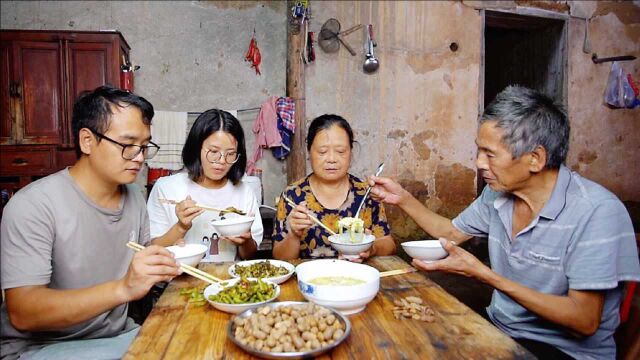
[247,96,282,175]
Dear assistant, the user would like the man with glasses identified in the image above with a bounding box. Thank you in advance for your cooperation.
[1,85,182,359]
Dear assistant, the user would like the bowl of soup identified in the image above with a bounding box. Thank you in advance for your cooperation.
[295,259,380,315]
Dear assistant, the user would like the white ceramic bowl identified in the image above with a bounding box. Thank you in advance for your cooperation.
[228,259,295,284]
[401,240,448,262]
[328,234,375,260]
[295,259,380,315]
[166,243,207,267]
[203,278,280,314]
[211,215,254,237]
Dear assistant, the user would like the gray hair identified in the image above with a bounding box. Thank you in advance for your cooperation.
[480,85,569,169]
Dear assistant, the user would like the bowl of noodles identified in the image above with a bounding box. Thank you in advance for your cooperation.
[295,259,380,315]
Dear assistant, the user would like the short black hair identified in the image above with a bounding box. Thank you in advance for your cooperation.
[182,109,247,185]
[72,85,154,157]
[306,114,355,151]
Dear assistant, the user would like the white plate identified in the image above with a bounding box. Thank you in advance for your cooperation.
[204,278,280,314]
[228,259,295,285]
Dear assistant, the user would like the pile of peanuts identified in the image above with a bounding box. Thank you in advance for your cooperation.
[233,303,346,353]
[392,296,435,322]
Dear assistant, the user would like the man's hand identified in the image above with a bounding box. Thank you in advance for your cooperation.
[369,176,408,205]
[223,231,252,246]
[412,238,489,280]
[120,245,182,302]
[286,201,314,238]
[175,195,205,232]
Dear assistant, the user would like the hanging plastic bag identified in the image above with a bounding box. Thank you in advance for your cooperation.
[604,61,624,108]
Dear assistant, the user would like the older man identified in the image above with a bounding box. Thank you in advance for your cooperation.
[1,86,182,360]
[370,86,640,359]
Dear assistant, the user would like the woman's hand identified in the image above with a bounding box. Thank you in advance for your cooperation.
[223,231,252,246]
[175,195,205,232]
[412,238,488,280]
[286,202,314,239]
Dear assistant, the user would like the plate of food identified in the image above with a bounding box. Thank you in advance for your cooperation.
[204,277,280,314]
[228,301,351,359]
[228,259,295,284]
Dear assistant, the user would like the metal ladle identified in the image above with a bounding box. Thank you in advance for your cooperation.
[354,162,385,219]
[363,24,379,74]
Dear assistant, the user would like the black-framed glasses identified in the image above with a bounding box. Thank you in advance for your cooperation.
[91,130,160,160]
[204,149,240,164]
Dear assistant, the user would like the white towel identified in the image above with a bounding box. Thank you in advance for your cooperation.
[148,110,188,170]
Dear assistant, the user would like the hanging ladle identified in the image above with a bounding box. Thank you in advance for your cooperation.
[354,162,385,219]
[363,24,379,74]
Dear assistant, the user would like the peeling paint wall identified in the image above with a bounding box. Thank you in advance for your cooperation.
[566,9,640,202]
[306,1,481,240]
[307,1,639,241]
[0,0,288,206]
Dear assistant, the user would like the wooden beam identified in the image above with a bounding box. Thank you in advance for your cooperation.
[286,0,307,184]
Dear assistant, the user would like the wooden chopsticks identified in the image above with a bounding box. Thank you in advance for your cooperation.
[281,196,337,236]
[379,268,418,278]
[126,242,228,285]
[158,198,245,215]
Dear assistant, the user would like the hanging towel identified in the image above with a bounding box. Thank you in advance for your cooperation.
[247,97,281,175]
[147,110,188,171]
[272,97,296,159]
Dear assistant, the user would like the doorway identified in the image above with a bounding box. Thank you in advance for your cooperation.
[479,10,568,193]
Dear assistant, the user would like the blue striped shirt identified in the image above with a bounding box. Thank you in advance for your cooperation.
[453,165,640,359]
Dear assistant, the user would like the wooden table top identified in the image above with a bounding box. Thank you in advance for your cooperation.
[124,256,533,359]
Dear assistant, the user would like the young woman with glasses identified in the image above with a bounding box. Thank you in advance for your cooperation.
[147,109,263,261]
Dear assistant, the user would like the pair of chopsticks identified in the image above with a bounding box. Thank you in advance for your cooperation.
[158,198,245,215]
[380,268,417,278]
[126,242,228,285]
[281,195,337,236]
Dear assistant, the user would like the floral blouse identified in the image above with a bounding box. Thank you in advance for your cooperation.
[272,174,391,258]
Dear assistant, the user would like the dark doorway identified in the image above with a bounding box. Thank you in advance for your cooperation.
[479,10,567,193]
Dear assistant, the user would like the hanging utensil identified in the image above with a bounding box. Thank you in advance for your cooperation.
[363,24,379,74]
[354,162,385,219]
[318,19,360,56]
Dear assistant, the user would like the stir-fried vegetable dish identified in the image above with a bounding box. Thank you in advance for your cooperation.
[234,261,290,278]
[208,278,276,304]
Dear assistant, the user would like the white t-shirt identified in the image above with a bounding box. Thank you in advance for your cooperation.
[147,172,263,262]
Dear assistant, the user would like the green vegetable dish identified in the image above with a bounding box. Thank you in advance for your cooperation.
[208,278,276,304]
[234,261,290,278]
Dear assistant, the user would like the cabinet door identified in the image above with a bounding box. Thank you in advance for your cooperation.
[0,41,13,144]
[64,42,113,147]
[13,41,64,145]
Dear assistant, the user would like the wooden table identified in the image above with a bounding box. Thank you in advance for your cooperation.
[124,256,534,359]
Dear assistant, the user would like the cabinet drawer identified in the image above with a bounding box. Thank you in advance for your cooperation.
[0,149,54,175]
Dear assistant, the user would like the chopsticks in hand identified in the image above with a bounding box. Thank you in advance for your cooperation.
[126,242,228,285]
[281,195,337,236]
[158,198,246,215]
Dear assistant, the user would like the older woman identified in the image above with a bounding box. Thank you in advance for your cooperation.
[272,114,395,260]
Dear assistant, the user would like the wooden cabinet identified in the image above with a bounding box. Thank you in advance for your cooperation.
[0,30,130,189]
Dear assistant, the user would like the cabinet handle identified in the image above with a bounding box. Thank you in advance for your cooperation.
[9,82,21,98]
[12,158,28,166]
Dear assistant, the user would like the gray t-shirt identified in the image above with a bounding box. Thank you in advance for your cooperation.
[452,165,640,359]
[0,168,150,360]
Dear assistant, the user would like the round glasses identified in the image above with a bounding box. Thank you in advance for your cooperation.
[204,149,240,164]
